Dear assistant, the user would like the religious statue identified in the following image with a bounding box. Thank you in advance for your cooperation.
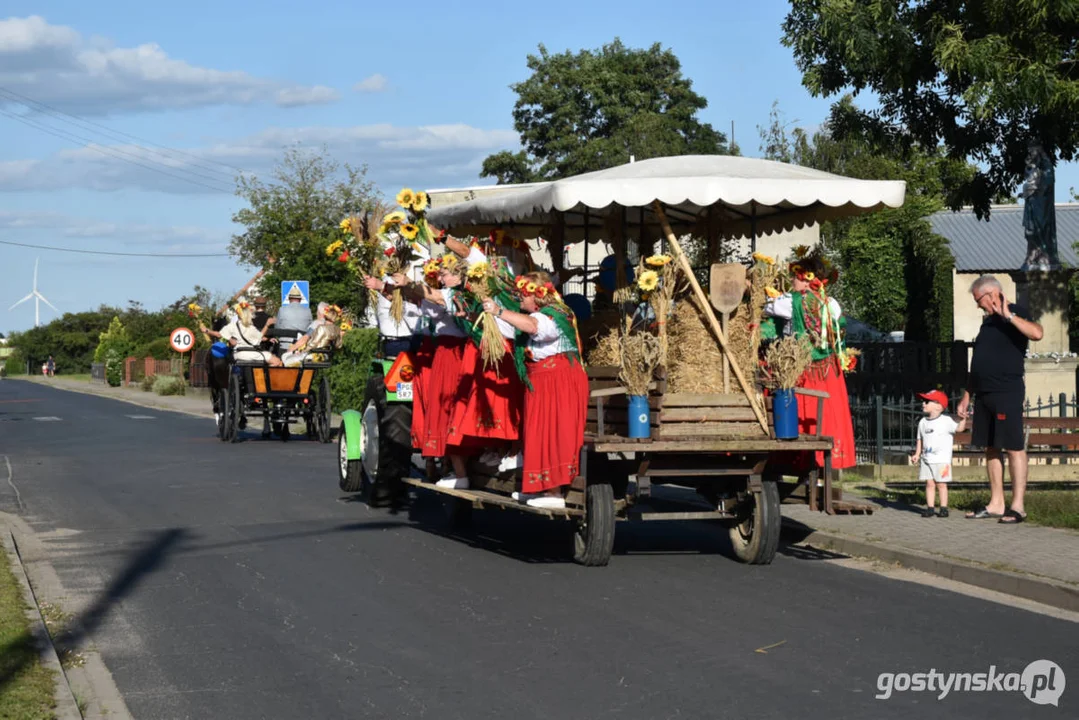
[1021,141,1059,271]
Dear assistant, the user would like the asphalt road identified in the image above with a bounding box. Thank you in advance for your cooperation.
[0,379,1075,719]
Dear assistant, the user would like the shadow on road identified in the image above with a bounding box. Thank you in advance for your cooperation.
[1,527,186,694]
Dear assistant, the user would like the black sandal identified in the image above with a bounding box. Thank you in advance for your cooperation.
[965,507,1003,519]
[999,509,1027,524]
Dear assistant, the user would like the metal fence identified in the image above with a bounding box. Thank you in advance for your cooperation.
[852,391,1079,465]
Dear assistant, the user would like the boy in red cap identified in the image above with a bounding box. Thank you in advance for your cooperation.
[911,390,967,517]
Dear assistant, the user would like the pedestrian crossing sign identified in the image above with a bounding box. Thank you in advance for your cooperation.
[281,281,310,307]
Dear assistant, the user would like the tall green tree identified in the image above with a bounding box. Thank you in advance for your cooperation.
[760,99,962,341]
[783,0,1079,216]
[229,147,380,313]
[481,39,731,183]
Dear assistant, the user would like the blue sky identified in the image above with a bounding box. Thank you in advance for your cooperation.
[2,2,1076,334]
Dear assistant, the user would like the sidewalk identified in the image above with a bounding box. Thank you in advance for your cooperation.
[784,498,1079,612]
[14,375,214,417]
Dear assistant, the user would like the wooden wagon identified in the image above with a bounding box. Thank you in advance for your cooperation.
[354,155,904,565]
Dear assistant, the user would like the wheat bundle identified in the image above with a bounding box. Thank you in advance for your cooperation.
[667,296,726,393]
[618,317,662,397]
[587,325,622,367]
[761,335,814,390]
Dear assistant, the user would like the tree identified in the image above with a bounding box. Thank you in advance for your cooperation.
[783,0,1079,216]
[481,39,731,183]
[230,147,380,313]
[759,99,961,342]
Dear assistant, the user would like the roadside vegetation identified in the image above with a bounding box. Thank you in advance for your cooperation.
[0,547,57,720]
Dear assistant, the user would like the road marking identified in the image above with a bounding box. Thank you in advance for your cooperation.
[3,455,23,511]
[125,415,156,420]
[32,416,62,421]
[0,398,42,404]
[754,640,787,654]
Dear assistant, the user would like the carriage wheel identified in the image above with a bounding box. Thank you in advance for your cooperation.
[728,480,781,565]
[572,482,615,567]
[217,387,231,442]
[317,376,332,443]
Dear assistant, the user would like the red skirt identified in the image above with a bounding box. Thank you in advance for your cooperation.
[521,354,588,493]
[796,357,856,470]
[410,336,437,449]
[421,336,470,458]
[447,342,523,448]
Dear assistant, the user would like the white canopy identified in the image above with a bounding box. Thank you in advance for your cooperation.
[428,155,906,239]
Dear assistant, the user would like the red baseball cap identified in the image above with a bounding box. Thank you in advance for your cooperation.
[917,390,949,407]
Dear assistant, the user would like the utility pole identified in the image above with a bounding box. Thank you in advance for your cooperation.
[730,121,735,154]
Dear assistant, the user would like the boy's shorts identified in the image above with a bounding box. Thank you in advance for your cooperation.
[920,462,952,483]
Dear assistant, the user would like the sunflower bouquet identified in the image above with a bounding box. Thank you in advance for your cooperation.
[462,260,509,371]
[330,204,393,308]
[636,253,681,364]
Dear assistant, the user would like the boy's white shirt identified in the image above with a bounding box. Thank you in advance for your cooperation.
[917,414,960,464]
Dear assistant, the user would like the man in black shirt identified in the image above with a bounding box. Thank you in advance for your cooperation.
[956,275,1043,524]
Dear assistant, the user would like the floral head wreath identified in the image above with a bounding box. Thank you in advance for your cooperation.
[515,275,557,300]
[440,254,460,271]
[235,300,250,312]
[789,259,837,292]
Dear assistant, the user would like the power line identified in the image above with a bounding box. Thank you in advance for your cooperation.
[0,238,229,258]
[0,108,235,194]
[0,85,245,179]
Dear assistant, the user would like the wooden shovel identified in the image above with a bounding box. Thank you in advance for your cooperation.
[709,263,747,392]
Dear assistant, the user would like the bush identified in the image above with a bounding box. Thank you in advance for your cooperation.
[152,375,186,396]
[0,365,6,378]
[135,337,173,360]
[140,374,157,391]
[326,328,379,411]
[104,348,125,387]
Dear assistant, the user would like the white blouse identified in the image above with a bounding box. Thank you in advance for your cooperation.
[526,312,575,360]
[429,290,466,338]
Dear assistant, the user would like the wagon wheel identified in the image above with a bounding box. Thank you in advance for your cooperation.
[227,371,243,444]
[728,480,781,565]
[572,482,615,566]
[317,376,332,443]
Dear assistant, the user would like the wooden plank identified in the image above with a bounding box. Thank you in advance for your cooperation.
[400,477,583,518]
[589,437,832,453]
[588,408,659,424]
[657,423,767,438]
[586,365,622,379]
[632,511,736,521]
[1027,433,1079,447]
[659,406,759,423]
[588,396,662,410]
[662,393,752,408]
[1023,417,1079,429]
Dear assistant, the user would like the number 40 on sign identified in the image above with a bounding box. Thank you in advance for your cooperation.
[170,327,195,353]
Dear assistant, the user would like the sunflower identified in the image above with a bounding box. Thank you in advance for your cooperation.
[515,277,528,290]
[525,282,538,294]
[187,302,202,314]
[752,252,776,265]
[410,192,429,213]
[793,244,811,259]
[325,239,344,257]
[339,320,353,333]
[339,217,353,233]
[804,271,816,281]
[467,261,489,279]
[395,188,415,208]
[637,270,659,292]
[441,255,459,269]
[423,259,441,276]
[383,211,406,225]
[400,223,419,240]
[764,286,781,299]
[645,254,672,267]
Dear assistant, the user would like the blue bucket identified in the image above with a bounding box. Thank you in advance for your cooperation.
[628,395,650,438]
[772,388,799,439]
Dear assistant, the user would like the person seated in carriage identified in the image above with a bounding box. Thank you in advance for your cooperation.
[220,301,282,366]
[281,305,343,366]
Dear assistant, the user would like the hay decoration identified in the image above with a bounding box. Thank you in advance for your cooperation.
[587,325,622,367]
[667,295,726,393]
[637,253,682,366]
[761,335,814,390]
[617,316,662,397]
[463,261,507,372]
[333,201,396,309]
[727,252,780,379]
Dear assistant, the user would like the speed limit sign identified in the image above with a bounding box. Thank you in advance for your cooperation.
[169,327,196,353]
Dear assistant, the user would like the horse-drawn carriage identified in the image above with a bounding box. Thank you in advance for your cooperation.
[217,341,335,443]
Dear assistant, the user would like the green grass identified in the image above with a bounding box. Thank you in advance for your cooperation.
[0,547,57,720]
[855,484,1079,530]
[51,374,91,383]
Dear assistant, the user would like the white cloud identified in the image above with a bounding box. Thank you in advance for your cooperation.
[0,123,520,194]
[0,15,339,114]
[0,209,229,251]
[353,74,388,93]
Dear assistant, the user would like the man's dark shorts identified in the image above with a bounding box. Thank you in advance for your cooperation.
[972,392,1025,451]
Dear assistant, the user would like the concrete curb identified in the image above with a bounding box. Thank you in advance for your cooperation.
[2,530,82,720]
[783,519,1079,613]
[14,376,213,419]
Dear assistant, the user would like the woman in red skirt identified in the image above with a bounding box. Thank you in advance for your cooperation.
[764,255,857,470]
[481,272,587,509]
[407,259,442,452]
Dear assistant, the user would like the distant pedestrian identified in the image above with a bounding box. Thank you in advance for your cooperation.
[911,390,966,518]
[46,355,55,377]
[956,275,1043,524]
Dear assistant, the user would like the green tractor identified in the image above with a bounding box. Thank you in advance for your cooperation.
[338,352,415,505]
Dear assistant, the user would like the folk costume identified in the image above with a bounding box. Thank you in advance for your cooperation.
[445,248,525,449]
[514,277,589,496]
[763,264,857,470]
[408,259,442,450]
[419,256,471,459]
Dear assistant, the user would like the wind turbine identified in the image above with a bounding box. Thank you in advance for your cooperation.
[9,258,58,327]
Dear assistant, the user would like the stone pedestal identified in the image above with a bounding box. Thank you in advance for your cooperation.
[1013,270,1071,354]
[1023,358,1079,408]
